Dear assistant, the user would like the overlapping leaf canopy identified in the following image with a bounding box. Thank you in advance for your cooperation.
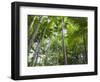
[28,15,88,66]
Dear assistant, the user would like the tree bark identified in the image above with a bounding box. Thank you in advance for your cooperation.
[28,16,43,53]
[62,19,67,65]
[33,17,50,66]
[83,36,87,64]
[44,38,51,65]
[33,41,40,66]
[29,16,36,30]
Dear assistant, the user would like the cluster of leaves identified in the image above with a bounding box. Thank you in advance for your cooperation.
[28,15,88,66]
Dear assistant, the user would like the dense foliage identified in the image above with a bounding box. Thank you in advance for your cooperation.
[28,15,88,66]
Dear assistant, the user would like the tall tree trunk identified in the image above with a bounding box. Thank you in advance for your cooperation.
[29,16,43,66]
[44,38,51,65]
[33,17,50,66]
[33,41,40,66]
[62,19,67,65]
[29,16,36,30]
[28,16,43,53]
[33,27,49,66]
[56,45,59,65]
[83,36,87,64]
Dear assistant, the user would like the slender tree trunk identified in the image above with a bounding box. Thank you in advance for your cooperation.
[33,17,50,66]
[44,38,51,65]
[83,36,87,64]
[34,27,49,66]
[34,41,40,66]
[29,16,36,30]
[82,50,86,63]
[56,45,59,65]
[62,19,67,65]
[28,16,43,53]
